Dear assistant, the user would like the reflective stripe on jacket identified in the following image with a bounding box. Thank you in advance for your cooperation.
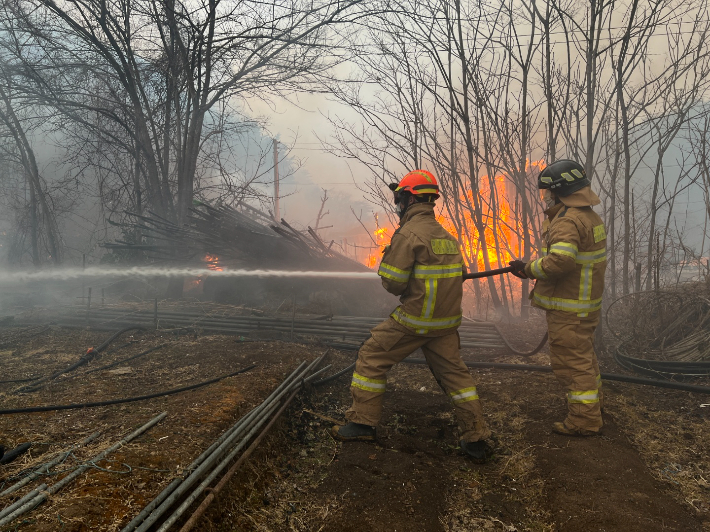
[377,203,463,336]
[524,191,607,318]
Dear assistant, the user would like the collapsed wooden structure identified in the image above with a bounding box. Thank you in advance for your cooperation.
[103,201,370,273]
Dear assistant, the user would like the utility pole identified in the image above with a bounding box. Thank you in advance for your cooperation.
[273,139,280,221]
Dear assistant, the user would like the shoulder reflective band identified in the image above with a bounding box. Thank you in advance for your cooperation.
[576,249,606,264]
[378,262,411,283]
[533,293,602,313]
[549,242,578,259]
[541,247,548,255]
[391,308,462,332]
[593,224,607,243]
[450,386,479,404]
[351,372,386,393]
[567,389,599,404]
[529,258,547,279]
[413,263,463,279]
[431,239,459,255]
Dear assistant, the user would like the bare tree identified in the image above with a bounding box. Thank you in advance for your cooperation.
[0,74,62,265]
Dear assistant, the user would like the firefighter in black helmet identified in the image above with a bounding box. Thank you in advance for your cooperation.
[509,159,607,436]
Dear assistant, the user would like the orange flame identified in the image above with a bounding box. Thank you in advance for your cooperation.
[365,227,390,269]
[204,254,223,271]
[357,160,545,276]
[439,160,546,271]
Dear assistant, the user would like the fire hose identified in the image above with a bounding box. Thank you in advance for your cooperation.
[0,364,256,415]
[462,265,515,280]
[15,326,145,393]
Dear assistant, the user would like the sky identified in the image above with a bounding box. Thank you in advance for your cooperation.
[248,91,392,242]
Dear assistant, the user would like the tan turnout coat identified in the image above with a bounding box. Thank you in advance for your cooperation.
[377,203,464,335]
[524,187,607,318]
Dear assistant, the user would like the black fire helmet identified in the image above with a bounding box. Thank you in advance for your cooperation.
[537,159,591,197]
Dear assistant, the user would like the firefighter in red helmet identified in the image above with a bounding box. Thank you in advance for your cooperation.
[331,170,492,462]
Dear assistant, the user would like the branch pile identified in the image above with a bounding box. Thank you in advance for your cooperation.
[103,201,369,273]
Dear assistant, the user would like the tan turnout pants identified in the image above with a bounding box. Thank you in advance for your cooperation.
[547,310,603,432]
[345,318,491,442]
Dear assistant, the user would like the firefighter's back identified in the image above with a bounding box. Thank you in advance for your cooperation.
[392,204,464,336]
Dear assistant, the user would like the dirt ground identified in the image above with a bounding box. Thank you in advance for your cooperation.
[0,320,709,531]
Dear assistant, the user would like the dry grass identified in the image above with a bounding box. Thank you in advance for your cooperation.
[0,325,323,531]
[607,384,710,517]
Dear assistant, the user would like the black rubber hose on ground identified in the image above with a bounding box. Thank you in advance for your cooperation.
[313,328,550,386]
[0,376,42,384]
[613,342,710,377]
[0,364,256,415]
[0,443,32,465]
[16,327,145,393]
[315,357,710,394]
[82,344,167,375]
[407,359,710,394]
[0,342,136,386]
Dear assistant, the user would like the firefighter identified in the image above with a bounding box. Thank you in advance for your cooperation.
[510,159,607,436]
[331,170,492,462]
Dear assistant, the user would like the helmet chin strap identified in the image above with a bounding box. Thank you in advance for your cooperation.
[395,191,414,219]
[542,189,559,209]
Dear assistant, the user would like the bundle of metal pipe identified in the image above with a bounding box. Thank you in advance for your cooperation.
[121,357,328,532]
[0,413,167,527]
[0,432,101,497]
[49,309,510,351]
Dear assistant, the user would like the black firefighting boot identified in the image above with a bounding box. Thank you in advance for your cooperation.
[460,439,493,464]
[0,443,4,462]
[330,422,376,442]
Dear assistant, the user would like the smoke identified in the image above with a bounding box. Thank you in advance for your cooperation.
[0,267,380,283]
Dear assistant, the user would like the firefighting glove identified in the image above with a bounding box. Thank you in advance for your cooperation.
[508,260,528,279]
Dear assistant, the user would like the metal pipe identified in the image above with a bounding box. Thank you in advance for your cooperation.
[53,316,505,343]
[130,360,321,532]
[0,412,167,527]
[0,483,48,520]
[156,400,284,531]
[53,319,507,350]
[0,432,100,497]
[76,309,498,329]
[60,312,502,339]
[54,308,506,340]
[134,361,320,532]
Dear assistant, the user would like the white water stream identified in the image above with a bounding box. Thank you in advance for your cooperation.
[0,267,379,283]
